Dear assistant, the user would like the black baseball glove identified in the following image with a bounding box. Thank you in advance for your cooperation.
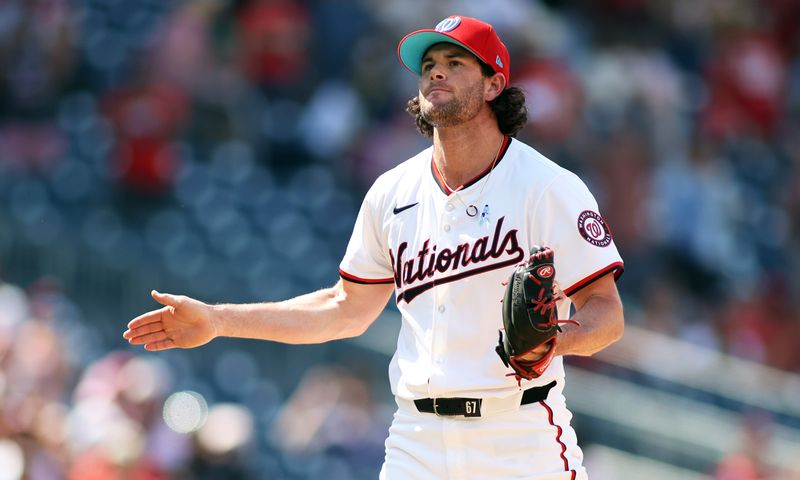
[496,246,577,382]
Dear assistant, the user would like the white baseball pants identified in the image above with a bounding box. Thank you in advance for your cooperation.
[379,382,587,480]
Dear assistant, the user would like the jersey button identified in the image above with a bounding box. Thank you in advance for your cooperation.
[438,305,446,313]
[443,224,451,232]
[445,203,455,212]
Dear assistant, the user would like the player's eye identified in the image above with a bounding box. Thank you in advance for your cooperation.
[422,63,433,72]
[449,60,462,67]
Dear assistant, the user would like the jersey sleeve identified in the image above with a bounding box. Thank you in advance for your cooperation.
[533,172,624,296]
[338,182,395,285]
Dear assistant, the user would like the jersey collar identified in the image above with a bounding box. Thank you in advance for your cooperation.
[430,136,512,195]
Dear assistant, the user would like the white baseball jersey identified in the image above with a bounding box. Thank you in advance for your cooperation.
[339,136,623,400]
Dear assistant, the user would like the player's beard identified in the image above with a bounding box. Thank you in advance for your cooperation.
[420,78,485,128]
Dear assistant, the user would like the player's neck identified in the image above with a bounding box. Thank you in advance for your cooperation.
[432,122,505,189]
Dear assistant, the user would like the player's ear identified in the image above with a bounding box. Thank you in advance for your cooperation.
[484,73,506,102]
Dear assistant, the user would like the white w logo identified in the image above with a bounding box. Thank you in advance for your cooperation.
[435,16,461,32]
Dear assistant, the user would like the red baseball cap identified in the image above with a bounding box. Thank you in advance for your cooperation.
[398,15,511,87]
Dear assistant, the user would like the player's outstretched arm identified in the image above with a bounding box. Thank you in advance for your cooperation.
[554,273,624,357]
[123,280,395,351]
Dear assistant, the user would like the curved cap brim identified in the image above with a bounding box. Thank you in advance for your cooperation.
[397,31,480,76]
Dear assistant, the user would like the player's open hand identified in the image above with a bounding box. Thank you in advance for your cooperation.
[123,291,218,351]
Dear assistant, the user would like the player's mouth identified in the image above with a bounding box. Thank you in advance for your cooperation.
[425,84,452,96]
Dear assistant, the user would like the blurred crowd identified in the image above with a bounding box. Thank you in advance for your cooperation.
[1,0,800,478]
[0,272,391,479]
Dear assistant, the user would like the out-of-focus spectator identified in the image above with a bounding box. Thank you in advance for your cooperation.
[516,58,583,143]
[271,365,387,473]
[0,0,77,119]
[593,132,652,251]
[0,0,75,172]
[234,0,312,94]
[720,275,800,371]
[101,69,189,202]
[648,135,752,298]
[0,267,29,357]
[713,410,777,480]
[150,0,228,95]
[68,351,189,479]
[0,282,73,480]
[4,318,69,403]
[310,0,373,79]
[702,32,788,140]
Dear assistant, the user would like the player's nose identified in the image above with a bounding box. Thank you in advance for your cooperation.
[426,64,446,81]
[430,70,445,81]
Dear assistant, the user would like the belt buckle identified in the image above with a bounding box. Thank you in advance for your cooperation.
[433,398,442,416]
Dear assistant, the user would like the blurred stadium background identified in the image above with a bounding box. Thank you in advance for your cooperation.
[1,0,799,478]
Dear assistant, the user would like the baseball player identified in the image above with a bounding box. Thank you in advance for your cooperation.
[124,15,624,479]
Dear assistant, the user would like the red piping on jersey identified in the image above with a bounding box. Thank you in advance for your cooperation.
[540,400,575,478]
[563,262,624,297]
[430,136,511,195]
[339,269,394,285]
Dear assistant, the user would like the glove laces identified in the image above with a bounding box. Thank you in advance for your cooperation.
[527,281,579,330]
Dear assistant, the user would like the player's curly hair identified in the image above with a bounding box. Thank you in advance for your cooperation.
[406,62,528,138]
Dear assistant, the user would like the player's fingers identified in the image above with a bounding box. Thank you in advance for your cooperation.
[144,338,177,352]
[151,290,181,307]
[126,306,169,331]
[124,322,166,341]
[127,330,171,346]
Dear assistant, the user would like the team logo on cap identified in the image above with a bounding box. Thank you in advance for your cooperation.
[495,55,504,68]
[577,210,612,247]
[435,16,461,32]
